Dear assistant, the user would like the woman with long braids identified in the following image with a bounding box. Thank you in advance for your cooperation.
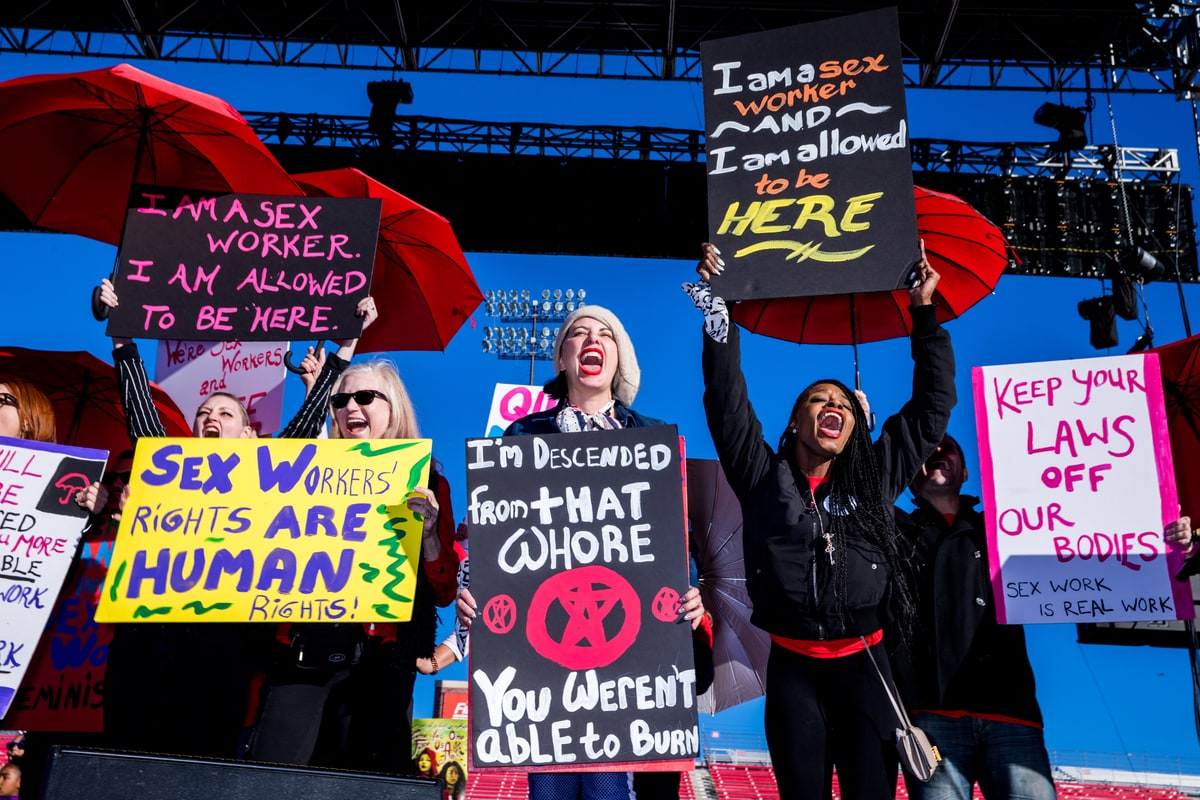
[684,241,956,800]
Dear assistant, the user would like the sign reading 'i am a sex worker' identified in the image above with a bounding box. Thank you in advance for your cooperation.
[973,353,1193,625]
[95,438,431,624]
[464,426,698,771]
[106,190,381,341]
[701,7,918,300]
[0,437,106,720]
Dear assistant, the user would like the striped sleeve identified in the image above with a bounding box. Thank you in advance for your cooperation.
[276,352,348,439]
[113,343,168,445]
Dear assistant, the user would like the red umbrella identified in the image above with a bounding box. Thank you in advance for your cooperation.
[0,62,299,246]
[731,185,1014,373]
[1150,333,1200,528]
[0,347,191,454]
[293,168,484,352]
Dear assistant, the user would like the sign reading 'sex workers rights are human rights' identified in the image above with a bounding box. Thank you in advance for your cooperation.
[701,7,918,300]
[106,190,381,342]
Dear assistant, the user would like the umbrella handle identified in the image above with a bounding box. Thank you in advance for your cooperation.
[92,263,119,321]
[284,340,326,375]
[90,285,109,321]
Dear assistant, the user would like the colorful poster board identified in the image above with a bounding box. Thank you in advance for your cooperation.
[0,437,106,721]
[486,383,556,437]
[465,426,698,770]
[973,353,1193,624]
[106,191,380,341]
[4,510,117,731]
[95,438,431,623]
[412,717,469,798]
[155,339,288,435]
[701,8,917,300]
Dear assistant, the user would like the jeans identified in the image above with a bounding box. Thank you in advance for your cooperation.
[905,713,1057,800]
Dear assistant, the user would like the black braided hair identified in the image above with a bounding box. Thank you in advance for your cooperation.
[778,378,919,646]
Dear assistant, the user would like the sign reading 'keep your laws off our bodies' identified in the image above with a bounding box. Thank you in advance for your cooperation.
[973,353,1193,625]
[0,437,106,720]
[106,190,381,342]
[701,8,918,300]
[95,438,431,624]
[464,426,699,771]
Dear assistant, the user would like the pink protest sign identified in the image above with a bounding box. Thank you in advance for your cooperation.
[155,339,287,436]
[485,383,557,437]
[973,353,1193,625]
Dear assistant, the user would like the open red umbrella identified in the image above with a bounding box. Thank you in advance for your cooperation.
[686,458,771,714]
[0,347,191,454]
[0,62,299,246]
[1151,333,1200,528]
[293,168,484,352]
[731,185,1014,382]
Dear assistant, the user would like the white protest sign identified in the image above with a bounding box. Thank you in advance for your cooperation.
[973,353,1193,625]
[485,383,556,437]
[156,340,287,435]
[0,437,106,720]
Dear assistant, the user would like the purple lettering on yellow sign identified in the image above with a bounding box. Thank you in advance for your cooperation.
[96,438,432,624]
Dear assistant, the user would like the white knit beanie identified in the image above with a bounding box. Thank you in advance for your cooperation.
[552,304,641,407]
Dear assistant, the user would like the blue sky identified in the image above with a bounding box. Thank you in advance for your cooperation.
[2,51,1200,766]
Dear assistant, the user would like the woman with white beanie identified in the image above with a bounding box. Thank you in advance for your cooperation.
[460,304,711,800]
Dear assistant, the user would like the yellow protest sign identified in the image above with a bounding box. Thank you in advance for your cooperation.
[95,438,431,623]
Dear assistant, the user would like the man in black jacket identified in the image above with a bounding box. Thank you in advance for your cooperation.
[893,435,1057,800]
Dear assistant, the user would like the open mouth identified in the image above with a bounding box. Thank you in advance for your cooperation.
[818,410,844,438]
[579,346,604,376]
[202,427,220,438]
[344,418,369,435]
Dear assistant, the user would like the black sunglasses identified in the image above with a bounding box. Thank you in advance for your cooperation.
[0,392,18,409]
[330,389,389,409]
[104,470,132,484]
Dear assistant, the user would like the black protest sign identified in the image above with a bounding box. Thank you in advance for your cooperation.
[464,426,699,770]
[701,7,917,300]
[106,191,381,341]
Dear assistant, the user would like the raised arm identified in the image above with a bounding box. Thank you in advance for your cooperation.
[685,244,774,500]
[276,296,378,439]
[873,243,957,501]
[97,279,168,445]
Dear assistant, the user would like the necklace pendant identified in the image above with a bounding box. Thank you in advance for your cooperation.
[823,532,836,565]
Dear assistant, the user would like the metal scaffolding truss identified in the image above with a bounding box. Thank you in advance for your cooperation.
[1,1,1199,94]
[245,109,1182,182]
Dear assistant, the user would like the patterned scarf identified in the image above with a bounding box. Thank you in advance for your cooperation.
[555,400,623,433]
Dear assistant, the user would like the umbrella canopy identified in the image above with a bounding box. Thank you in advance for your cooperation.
[686,458,771,714]
[0,62,299,246]
[293,168,484,352]
[731,185,1014,346]
[0,347,191,454]
[1151,333,1200,526]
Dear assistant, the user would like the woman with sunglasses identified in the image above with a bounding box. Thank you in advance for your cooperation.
[92,280,379,760]
[249,359,461,773]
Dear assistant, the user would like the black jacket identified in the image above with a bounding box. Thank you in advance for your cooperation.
[701,305,955,640]
[893,495,1044,724]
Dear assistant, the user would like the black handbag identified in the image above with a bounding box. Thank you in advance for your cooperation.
[862,637,941,782]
